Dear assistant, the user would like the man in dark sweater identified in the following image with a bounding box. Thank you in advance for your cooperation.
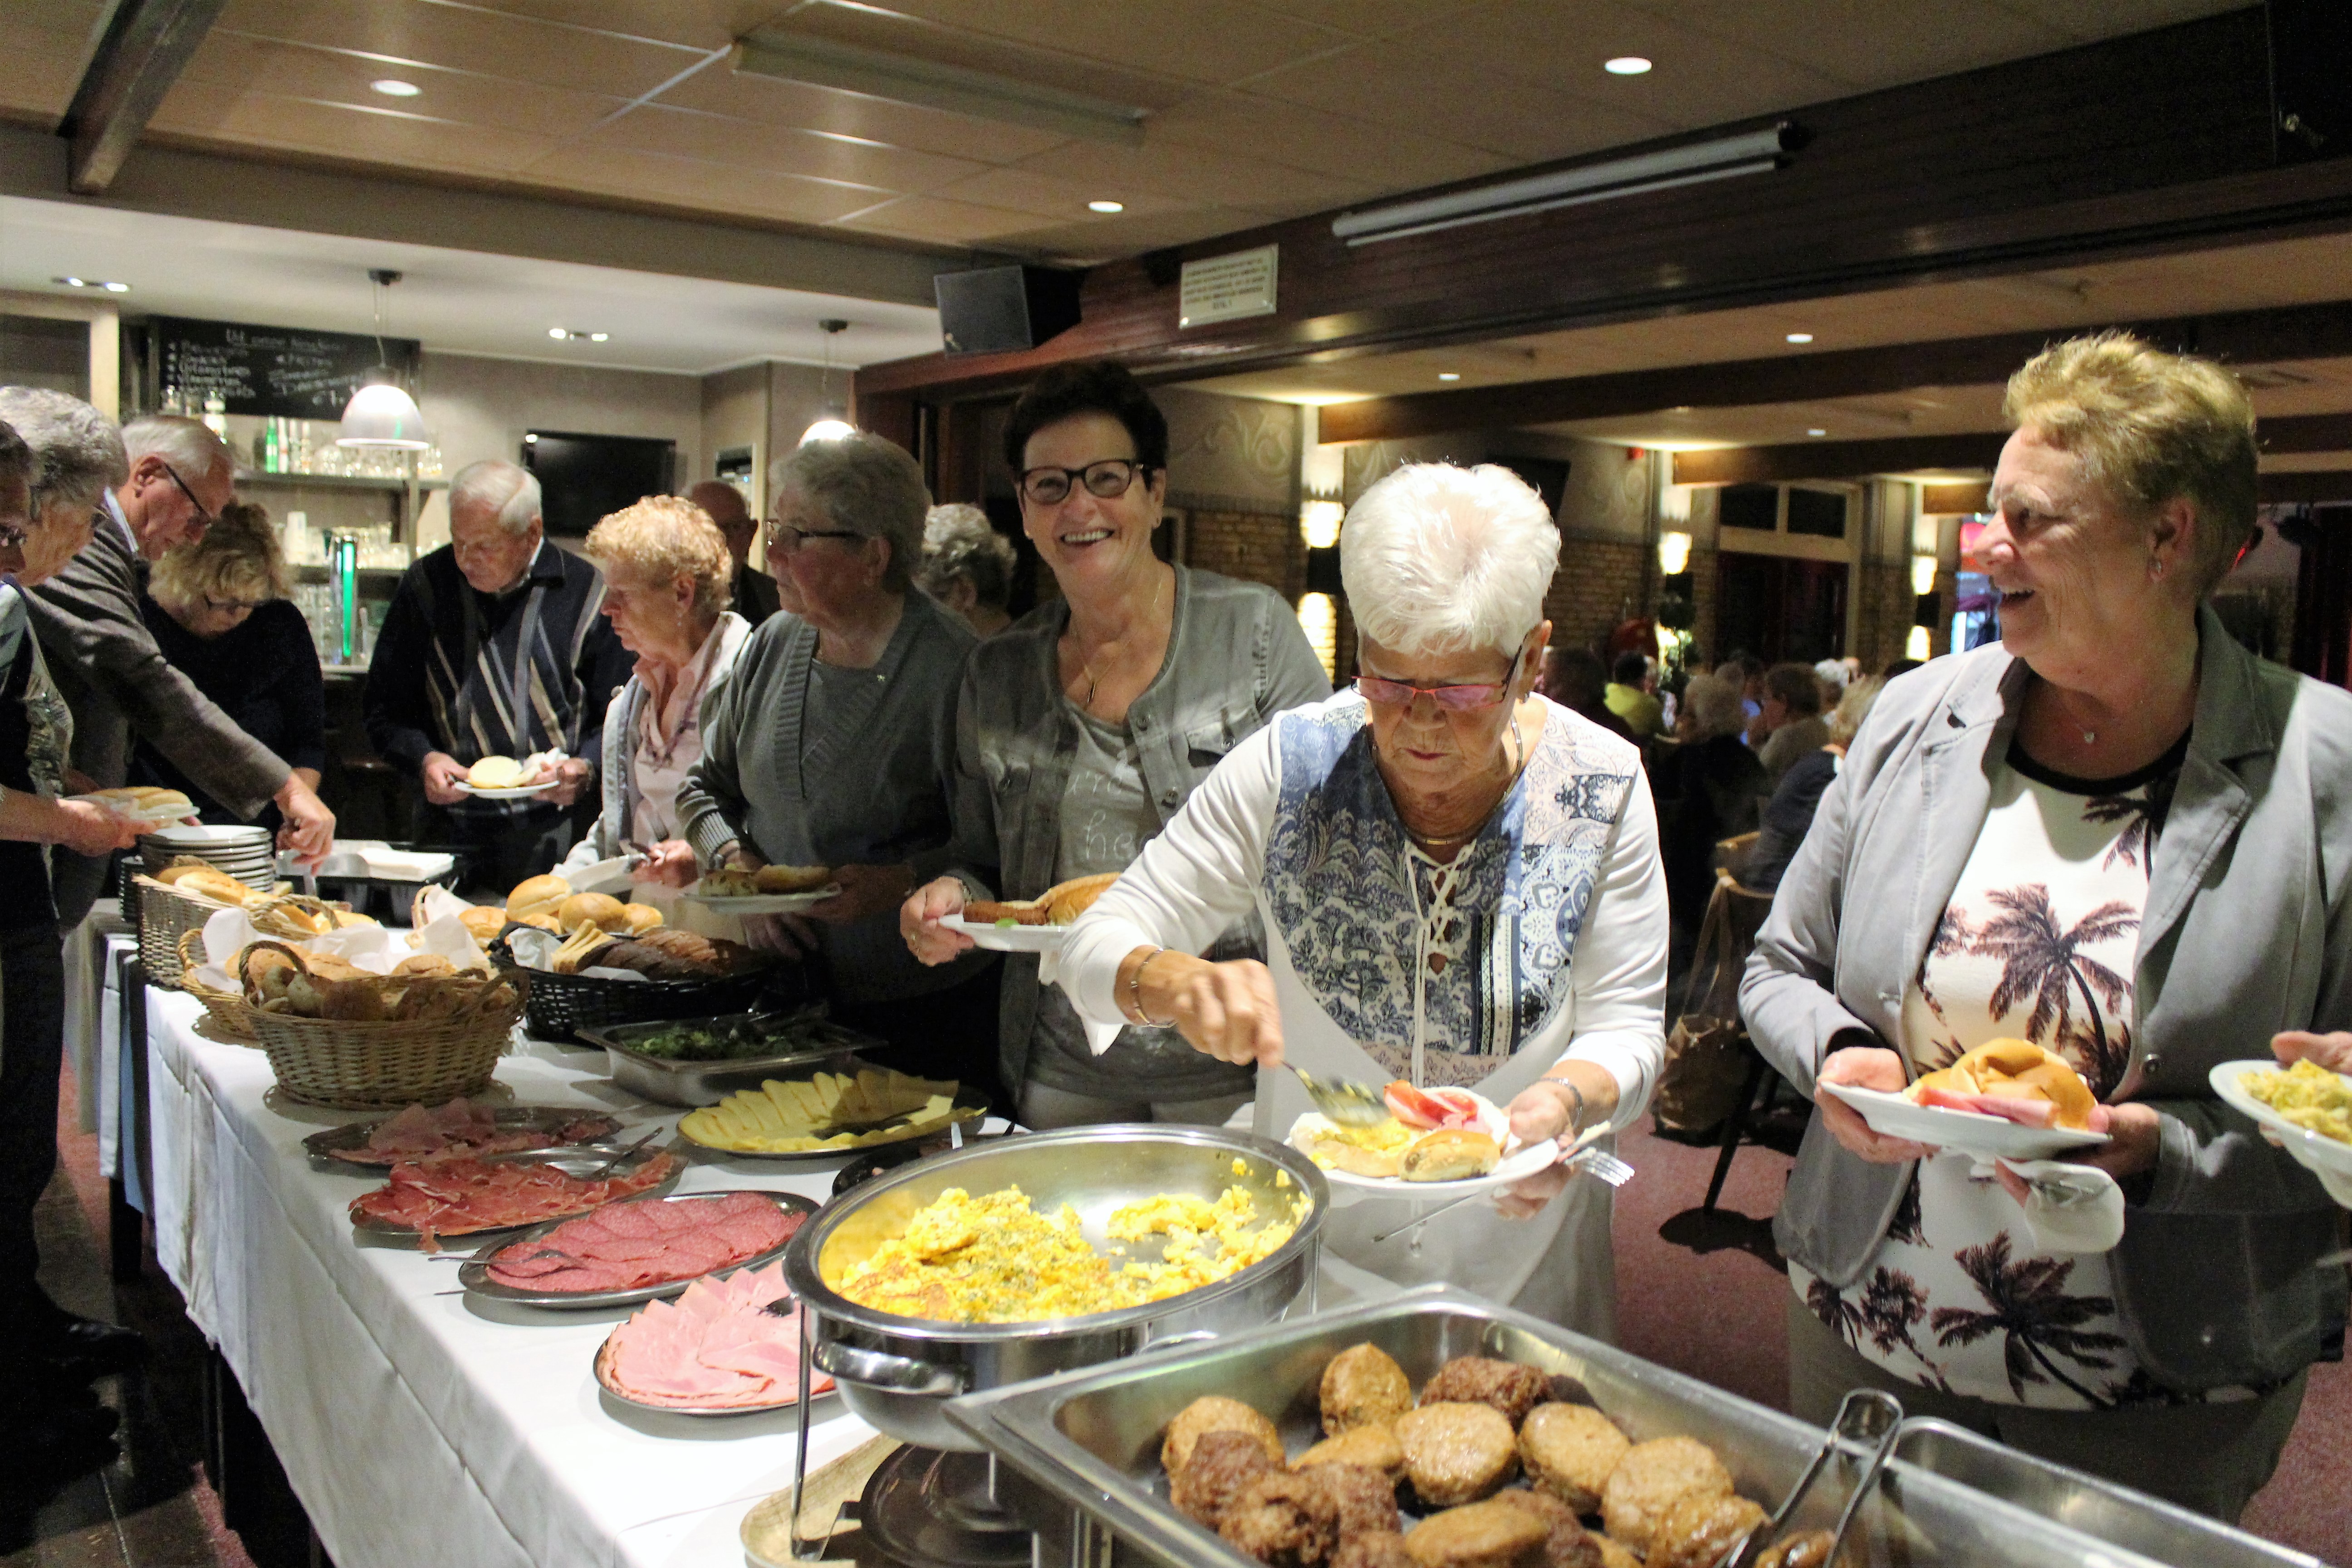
[687,480,780,627]
[364,459,630,892]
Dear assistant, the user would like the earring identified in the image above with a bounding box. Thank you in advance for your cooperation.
[2151,558,2168,581]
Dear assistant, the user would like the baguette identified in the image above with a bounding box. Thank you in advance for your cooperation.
[965,898,1049,926]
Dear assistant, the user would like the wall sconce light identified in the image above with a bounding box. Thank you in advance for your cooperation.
[1297,592,1338,680]
[1906,624,1932,660]
[1658,530,1692,575]
[1911,553,1938,594]
[1299,498,1344,549]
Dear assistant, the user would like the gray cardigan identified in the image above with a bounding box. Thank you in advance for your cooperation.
[1741,607,2351,1389]
[941,564,1332,1094]
[561,611,751,872]
[674,593,983,1006]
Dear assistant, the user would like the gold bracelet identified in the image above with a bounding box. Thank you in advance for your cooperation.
[1126,946,1171,1027]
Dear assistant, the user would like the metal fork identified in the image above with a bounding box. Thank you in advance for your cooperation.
[1372,1128,1629,1245]
[1289,1066,1391,1127]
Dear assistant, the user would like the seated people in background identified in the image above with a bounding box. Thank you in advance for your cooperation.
[1540,647,1634,743]
[915,503,1017,637]
[900,362,1328,1129]
[686,479,779,627]
[1741,675,1885,893]
[129,501,323,831]
[15,404,332,923]
[1602,649,1664,737]
[561,496,752,876]
[1655,671,1767,940]
[364,459,629,892]
[668,434,1000,1092]
[1749,660,1831,785]
[0,409,148,1477]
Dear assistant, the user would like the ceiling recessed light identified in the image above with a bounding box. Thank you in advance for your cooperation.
[371,79,421,97]
[1808,428,1828,437]
[53,276,129,293]
[1437,372,1461,382]
[589,333,608,343]
[549,327,570,340]
[1604,56,1652,75]
[1785,332,1814,343]
[102,280,129,292]
[1088,199,1124,214]
[1670,405,1692,413]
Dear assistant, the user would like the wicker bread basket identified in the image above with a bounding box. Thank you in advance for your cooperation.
[175,928,258,1043]
[133,873,238,987]
[234,940,526,1109]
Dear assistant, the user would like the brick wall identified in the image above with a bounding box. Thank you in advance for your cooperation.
[1543,537,1650,658]
[1183,506,1303,600]
[1852,559,1916,672]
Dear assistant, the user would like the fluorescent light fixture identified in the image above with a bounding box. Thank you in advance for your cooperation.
[1437,372,1460,381]
[1808,428,1828,436]
[548,327,569,340]
[548,328,608,342]
[53,275,129,292]
[589,333,608,343]
[1088,199,1124,213]
[1785,332,1814,343]
[102,280,129,292]
[1658,530,1692,574]
[1604,56,1652,75]
[735,29,1147,146]
[371,79,421,97]
[1333,122,1798,246]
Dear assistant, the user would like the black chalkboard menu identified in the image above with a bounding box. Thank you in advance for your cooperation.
[153,315,422,419]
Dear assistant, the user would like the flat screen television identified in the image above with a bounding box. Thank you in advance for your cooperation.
[521,431,676,538]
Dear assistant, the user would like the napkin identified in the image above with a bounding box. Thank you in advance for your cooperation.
[1982,1156,2125,1253]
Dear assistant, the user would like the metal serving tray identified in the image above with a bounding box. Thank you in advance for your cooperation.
[945,1285,2299,1568]
[345,1144,682,1247]
[455,1188,817,1310]
[576,1011,886,1107]
[301,1106,623,1173]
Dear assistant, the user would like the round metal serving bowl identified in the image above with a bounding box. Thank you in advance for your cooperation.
[783,1124,1327,1450]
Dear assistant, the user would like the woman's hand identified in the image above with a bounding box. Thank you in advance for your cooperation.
[632,840,699,887]
[1816,1046,1935,1163]
[901,876,974,965]
[52,799,144,857]
[805,862,915,925]
[1125,949,1283,1067]
[1992,1100,2163,1206]
[2275,1030,2352,1075]
[738,913,816,959]
[1493,1068,1622,1221]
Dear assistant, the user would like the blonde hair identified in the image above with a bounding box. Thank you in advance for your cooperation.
[2002,331,2257,596]
[585,495,734,618]
[1826,674,1885,746]
[147,500,285,612]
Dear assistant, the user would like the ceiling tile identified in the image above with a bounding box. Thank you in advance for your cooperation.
[655,64,1070,163]
[844,0,1352,88]
[1011,137,1377,216]
[1994,0,2245,45]
[402,0,788,53]
[1631,0,2068,94]
[1240,0,1481,38]
[214,0,706,99]
[585,103,989,192]
[0,0,104,119]
[835,195,1058,245]
[928,165,1194,225]
[168,94,568,174]
[520,142,894,223]
[1146,91,1511,188]
[161,32,629,140]
[975,205,1271,259]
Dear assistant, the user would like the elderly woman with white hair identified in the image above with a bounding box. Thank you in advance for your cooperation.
[672,433,999,1089]
[1052,461,1668,1328]
[916,502,1018,637]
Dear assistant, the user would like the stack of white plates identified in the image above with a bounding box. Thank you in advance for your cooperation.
[139,823,277,894]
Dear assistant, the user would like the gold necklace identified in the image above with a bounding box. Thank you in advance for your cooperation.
[1071,571,1168,712]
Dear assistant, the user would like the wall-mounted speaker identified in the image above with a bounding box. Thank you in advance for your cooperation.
[934,265,1084,356]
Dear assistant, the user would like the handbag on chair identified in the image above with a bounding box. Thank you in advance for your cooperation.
[1652,869,1766,1135]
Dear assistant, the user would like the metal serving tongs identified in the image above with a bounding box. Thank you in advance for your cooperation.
[1291,1065,1392,1127]
[1715,1388,1905,1568]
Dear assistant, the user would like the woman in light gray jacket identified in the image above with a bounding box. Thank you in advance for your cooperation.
[1742,333,2350,1522]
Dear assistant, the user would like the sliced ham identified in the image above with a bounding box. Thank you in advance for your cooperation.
[602,1262,832,1410]
[481,1191,800,1292]
[349,1152,679,1249]
[327,1098,620,1166]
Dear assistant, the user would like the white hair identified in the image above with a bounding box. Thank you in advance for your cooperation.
[450,459,542,535]
[1681,672,1747,741]
[0,387,127,509]
[1340,462,1558,658]
[121,413,233,483]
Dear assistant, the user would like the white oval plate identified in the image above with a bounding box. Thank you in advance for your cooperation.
[454,780,559,799]
[683,887,840,915]
[2208,1059,2352,1207]
[1287,1091,1558,1196]
[941,915,1069,954]
[1818,1081,2109,1161]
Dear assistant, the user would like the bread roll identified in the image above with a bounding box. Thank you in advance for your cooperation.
[619,902,663,935]
[157,864,254,906]
[393,954,456,978]
[333,909,377,928]
[506,874,571,923]
[457,906,508,945]
[558,891,628,934]
[467,755,524,788]
[965,898,1048,926]
[1305,1135,1405,1179]
[753,863,833,894]
[1910,1038,2096,1129]
[1400,1128,1500,1182]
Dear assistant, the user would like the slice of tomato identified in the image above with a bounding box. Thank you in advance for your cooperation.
[1384,1080,1452,1130]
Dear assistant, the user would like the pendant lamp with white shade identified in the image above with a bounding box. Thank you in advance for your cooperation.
[800,319,855,445]
[338,269,429,450]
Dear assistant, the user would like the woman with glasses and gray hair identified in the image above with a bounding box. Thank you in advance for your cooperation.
[668,432,999,1091]
[1036,461,1667,1327]
[901,362,1329,1130]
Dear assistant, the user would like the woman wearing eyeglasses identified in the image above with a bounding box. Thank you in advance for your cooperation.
[671,432,1000,1091]
[128,500,324,830]
[1047,462,1667,1328]
[901,362,1330,1129]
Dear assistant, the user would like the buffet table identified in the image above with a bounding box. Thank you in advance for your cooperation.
[139,985,879,1568]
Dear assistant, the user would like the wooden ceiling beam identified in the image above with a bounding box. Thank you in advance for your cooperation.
[60,0,227,195]
[2259,470,2352,505]
[859,8,2352,412]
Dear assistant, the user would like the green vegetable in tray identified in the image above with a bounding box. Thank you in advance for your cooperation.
[623,1011,868,1063]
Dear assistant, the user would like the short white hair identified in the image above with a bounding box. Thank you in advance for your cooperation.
[450,459,542,535]
[1340,462,1557,658]
[0,387,126,510]
[122,414,233,484]
[1681,672,1746,740]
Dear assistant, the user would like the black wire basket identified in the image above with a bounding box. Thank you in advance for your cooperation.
[491,935,799,1045]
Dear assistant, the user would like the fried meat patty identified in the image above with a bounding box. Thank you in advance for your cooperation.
[1163,1395,1284,1474]
[1323,1343,1413,1436]
[1599,1437,1734,1558]
[1173,1429,1279,1530]
[1420,1357,1551,1428]
[1516,1402,1630,1513]
[1395,1402,1519,1507]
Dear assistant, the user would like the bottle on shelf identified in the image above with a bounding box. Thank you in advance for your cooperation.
[201,394,228,440]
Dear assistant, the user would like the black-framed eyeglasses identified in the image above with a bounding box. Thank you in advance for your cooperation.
[764,522,863,554]
[160,463,221,530]
[1017,458,1156,507]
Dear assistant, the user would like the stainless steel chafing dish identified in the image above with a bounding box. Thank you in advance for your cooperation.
[944,1284,2321,1568]
[781,1124,1326,1451]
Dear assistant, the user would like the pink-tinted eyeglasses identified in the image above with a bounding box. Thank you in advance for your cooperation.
[1354,650,1522,712]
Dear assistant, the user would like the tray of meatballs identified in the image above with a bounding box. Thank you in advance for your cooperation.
[943,1284,2241,1568]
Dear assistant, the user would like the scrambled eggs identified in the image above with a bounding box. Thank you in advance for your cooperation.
[1294,1115,1416,1168]
[838,1182,1308,1323]
[2242,1060,2352,1146]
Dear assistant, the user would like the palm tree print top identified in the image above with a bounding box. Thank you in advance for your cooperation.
[1787,734,2252,1411]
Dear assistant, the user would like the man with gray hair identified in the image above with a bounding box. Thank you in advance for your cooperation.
[686,479,779,627]
[8,400,336,925]
[364,457,629,889]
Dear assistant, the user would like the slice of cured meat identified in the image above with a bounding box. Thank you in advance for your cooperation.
[601,1262,833,1410]
[481,1191,801,1293]
[349,1152,678,1249]
[326,1099,621,1166]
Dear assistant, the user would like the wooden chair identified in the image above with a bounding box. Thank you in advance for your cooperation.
[1687,849,1781,1213]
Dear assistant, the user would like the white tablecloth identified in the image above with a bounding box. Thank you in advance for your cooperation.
[141,988,880,1568]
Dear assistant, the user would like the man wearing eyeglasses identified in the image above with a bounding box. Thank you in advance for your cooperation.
[26,412,336,925]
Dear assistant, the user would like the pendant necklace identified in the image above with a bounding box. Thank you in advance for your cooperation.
[1073,571,1167,712]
